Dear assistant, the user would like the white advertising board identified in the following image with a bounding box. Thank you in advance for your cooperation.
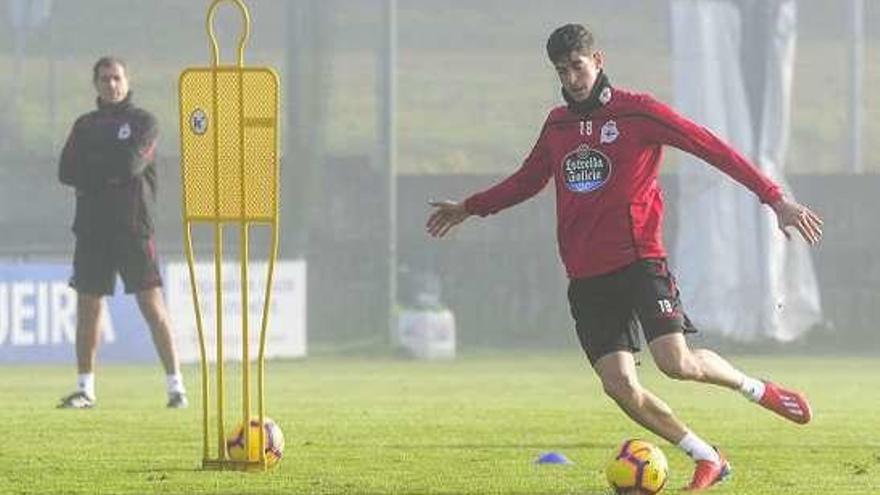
[164,260,306,363]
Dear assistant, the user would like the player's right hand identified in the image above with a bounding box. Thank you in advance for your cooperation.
[426,200,471,238]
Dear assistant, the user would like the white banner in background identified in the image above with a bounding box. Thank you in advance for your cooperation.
[165,260,306,363]
[670,0,822,342]
[7,0,52,29]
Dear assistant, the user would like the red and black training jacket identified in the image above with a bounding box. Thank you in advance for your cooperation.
[464,75,782,279]
[58,93,159,238]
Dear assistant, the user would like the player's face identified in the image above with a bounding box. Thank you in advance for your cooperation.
[554,49,604,102]
[94,63,129,104]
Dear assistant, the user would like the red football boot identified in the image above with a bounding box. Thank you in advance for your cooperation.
[685,450,731,491]
[758,381,812,424]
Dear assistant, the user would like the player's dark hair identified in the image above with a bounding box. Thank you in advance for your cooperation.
[92,56,127,83]
[546,24,595,64]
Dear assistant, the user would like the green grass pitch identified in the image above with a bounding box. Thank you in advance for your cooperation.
[2,353,878,494]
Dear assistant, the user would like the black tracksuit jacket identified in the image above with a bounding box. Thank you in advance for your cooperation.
[58,93,159,238]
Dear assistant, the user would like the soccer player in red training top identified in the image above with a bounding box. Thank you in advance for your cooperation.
[426,24,823,491]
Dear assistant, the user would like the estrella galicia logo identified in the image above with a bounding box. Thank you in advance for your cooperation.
[190,108,208,135]
[562,144,612,193]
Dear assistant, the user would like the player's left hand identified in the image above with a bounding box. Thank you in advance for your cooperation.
[771,198,823,245]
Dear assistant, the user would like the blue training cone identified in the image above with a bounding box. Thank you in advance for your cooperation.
[535,452,573,465]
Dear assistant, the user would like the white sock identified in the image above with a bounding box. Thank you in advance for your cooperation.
[166,373,186,395]
[77,373,95,399]
[739,375,765,402]
[677,431,720,463]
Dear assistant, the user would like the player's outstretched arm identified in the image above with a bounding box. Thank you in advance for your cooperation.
[426,200,472,238]
[770,198,823,245]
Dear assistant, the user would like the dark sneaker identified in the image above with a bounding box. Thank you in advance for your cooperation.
[685,448,731,491]
[758,381,812,424]
[167,391,189,409]
[57,391,95,409]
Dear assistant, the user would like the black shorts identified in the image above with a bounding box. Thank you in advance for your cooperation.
[567,258,696,365]
[70,234,163,296]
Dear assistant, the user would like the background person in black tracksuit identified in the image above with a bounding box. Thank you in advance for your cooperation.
[57,56,187,409]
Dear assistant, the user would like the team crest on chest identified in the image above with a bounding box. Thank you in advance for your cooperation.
[561,144,612,193]
[600,120,619,144]
[117,122,131,140]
